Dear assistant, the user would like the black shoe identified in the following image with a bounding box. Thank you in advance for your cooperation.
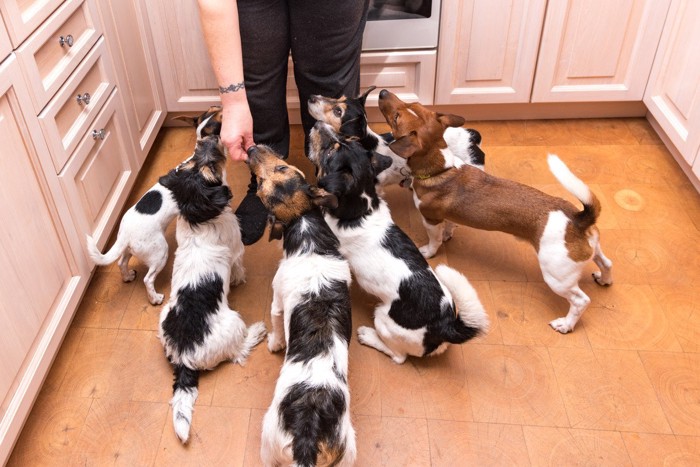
[235,173,268,245]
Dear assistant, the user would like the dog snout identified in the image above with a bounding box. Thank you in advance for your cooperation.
[379,89,390,100]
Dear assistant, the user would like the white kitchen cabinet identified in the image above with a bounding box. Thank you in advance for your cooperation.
[644,0,700,169]
[435,0,546,105]
[97,0,166,166]
[147,0,435,111]
[0,0,64,48]
[532,0,671,103]
[0,13,12,60]
[0,53,87,464]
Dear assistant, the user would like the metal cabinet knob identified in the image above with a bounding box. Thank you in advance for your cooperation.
[92,129,106,140]
[76,92,91,105]
[59,34,74,47]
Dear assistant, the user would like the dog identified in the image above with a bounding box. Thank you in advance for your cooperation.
[85,108,226,305]
[307,85,485,188]
[310,122,489,364]
[377,89,614,334]
[246,145,356,467]
[157,135,266,443]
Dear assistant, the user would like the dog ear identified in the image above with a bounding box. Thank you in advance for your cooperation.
[371,151,393,175]
[267,215,284,241]
[162,171,233,224]
[307,185,338,209]
[170,115,198,127]
[359,85,377,106]
[437,112,466,129]
[389,132,420,159]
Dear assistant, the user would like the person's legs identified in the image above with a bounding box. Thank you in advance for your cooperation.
[288,0,370,154]
[236,0,290,244]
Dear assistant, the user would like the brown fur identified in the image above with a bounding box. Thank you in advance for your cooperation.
[378,90,599,257]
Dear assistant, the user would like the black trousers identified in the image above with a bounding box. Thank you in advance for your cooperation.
[237,0,370,157]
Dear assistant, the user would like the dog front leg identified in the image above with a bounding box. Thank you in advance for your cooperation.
[267,293,285,353]
[419,216,445,258]
[357,326,406,364]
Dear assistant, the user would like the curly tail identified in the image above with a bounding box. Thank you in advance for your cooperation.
[435,265,489,343]
[171,364,200,443]
[547,154,601,231]
[85,234,126,266]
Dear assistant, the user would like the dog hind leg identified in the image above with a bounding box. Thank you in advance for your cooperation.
[229,251,246,287]
[548,285,591,334]
[357,326,406,364]
[267,292,286,353]
[231,321,267,365]
[118,252,136,282]
[592,242,613,286]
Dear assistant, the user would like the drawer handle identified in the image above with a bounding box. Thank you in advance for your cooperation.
[76,92,91,105]
[92,129,106,140]
[59,34,74,47]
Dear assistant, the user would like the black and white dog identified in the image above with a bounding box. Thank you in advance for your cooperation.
[247,145,356,467]
[307,85,485,188]
[158,136,266,443]
[86,107,226,305]
[310,122,489,364]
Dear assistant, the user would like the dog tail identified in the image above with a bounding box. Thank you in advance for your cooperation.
[171,364,200,444]
[85,234,126,266]
[435,265,489,343]
[547,154,601,230]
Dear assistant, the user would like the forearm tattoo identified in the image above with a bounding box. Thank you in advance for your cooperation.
[219,82,245,94]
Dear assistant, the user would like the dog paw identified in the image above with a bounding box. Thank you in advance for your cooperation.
[267,333,285,353]
[391,354,407,364]
[123,270,137,282]
[149,293,164,306]
[356,326,374,346]
[592,272,612,286]
[549,318,573,334]
[419,245,437,259]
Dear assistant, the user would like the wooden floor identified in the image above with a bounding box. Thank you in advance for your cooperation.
[8,118,700,466]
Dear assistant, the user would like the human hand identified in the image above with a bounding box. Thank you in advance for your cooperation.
[220,101,254,161]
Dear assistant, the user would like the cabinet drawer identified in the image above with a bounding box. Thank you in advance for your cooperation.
[0,0,64,48]
[15,0,101,114]
[39,37,115,173]
[59,88,135,248]
[359,51,437,105]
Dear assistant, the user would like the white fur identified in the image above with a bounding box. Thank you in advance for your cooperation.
[261,229,356,467]
[160,206,266,443]
[548,153,592,204]
[86,182,178,305]
[325,199,488,364]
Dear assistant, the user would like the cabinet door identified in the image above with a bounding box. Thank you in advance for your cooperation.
[146,0,218,111]
[59,88,136,249]
[0,54,84,463]
[435,0,546,105]
[97,0,166,166]
[532,0,671,102]
[644,0,700,167]
[0,0,64,47]
[0,14,12,60]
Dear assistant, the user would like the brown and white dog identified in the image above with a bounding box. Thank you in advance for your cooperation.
[377,89,613,334]
[172,105,223,139]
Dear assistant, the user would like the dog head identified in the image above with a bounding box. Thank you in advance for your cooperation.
[308,86,376,139]
[159,135,232,225]
[171,105,223,139]
[313,123,393,218]
[377,89,465,161]
[246,145,337,240]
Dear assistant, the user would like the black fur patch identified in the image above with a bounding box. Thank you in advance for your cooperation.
[279,383,347,467]
[161,274,223,355]
[282,209,344,259]
[159,169,232,225]
[173,364,199,392]
[134,190,163,215]
[286,278,352,364]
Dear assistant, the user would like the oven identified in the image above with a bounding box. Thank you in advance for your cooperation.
[362,0,441,51]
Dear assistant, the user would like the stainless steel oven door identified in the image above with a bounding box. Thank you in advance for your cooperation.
[362,0,441,51]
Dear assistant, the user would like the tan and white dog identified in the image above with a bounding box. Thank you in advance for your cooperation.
[377,89,613,334]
